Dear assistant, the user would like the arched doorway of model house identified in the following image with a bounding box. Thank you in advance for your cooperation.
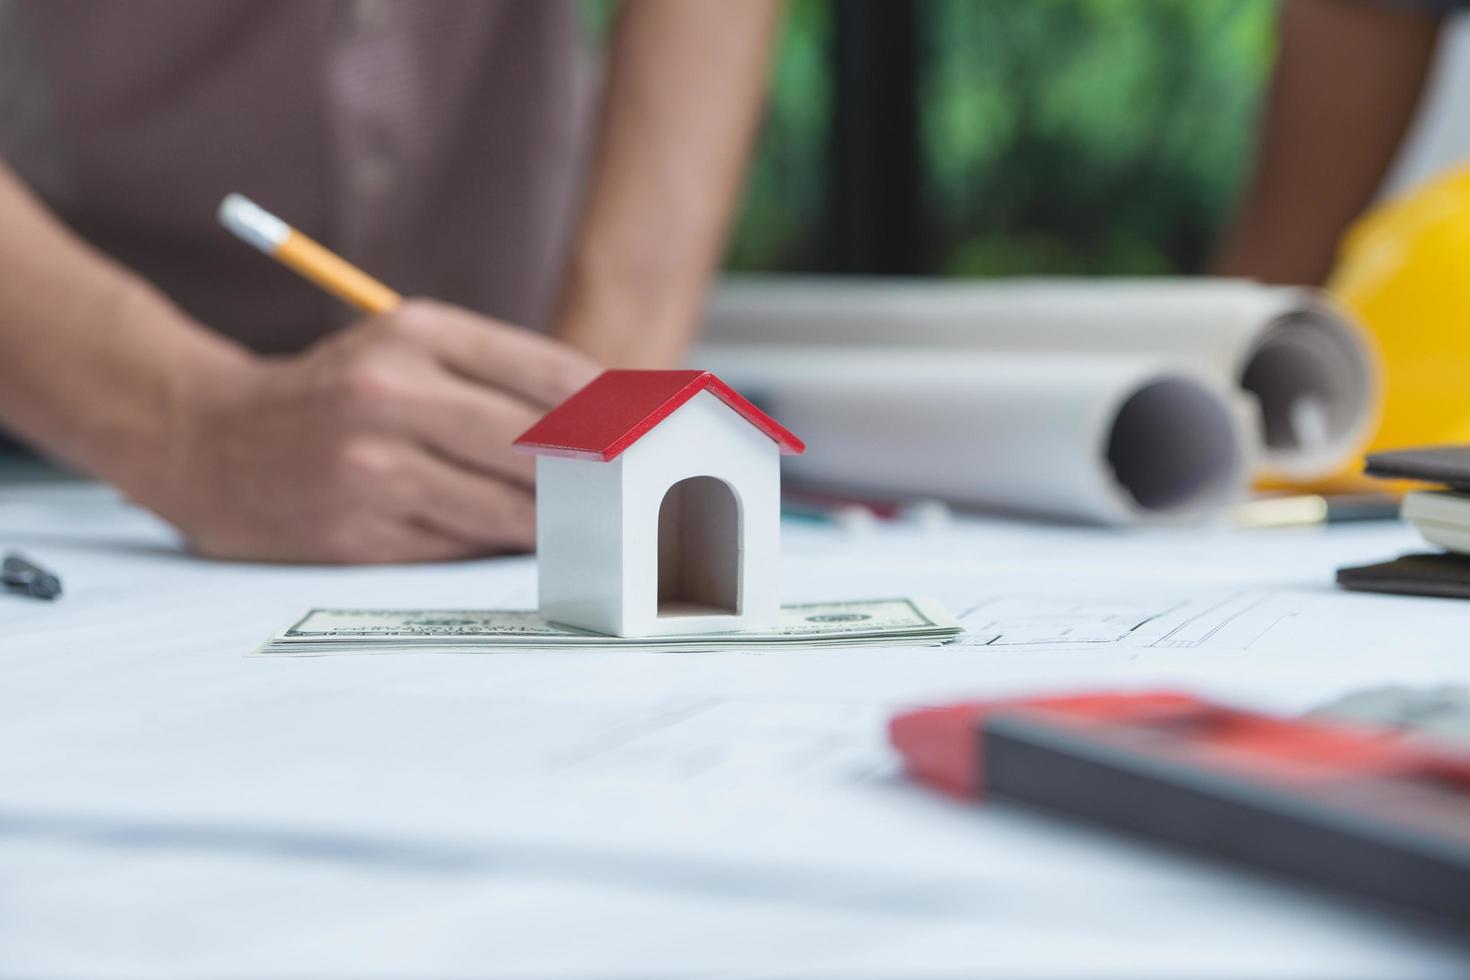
[656,476,742,619]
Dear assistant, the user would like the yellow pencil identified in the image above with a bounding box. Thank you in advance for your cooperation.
[217,193,400,315]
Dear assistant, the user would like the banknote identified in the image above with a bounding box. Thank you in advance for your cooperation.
[253,597,963,656]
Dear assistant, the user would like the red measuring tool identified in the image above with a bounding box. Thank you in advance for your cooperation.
[890,692,1470,927]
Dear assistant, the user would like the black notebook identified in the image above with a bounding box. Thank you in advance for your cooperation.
[1337,553,1470,600]
[1365,446,1470,491]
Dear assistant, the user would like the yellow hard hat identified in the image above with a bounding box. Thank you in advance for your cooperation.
[1330,165,1470,474]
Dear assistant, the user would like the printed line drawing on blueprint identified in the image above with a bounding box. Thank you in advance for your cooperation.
[952,592,1300,650]
[549,696,895,785]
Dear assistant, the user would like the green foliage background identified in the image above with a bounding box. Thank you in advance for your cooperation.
[921,0,1275,276]
[590,0,1278,277]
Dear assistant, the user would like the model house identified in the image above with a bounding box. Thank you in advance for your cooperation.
[513,370,805,638]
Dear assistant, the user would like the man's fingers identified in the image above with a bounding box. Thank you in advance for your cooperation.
[390,447,537,551]
[399,299,601,409]
[403,372,541,486]
[327,517,482,564]
[379,521,490,564]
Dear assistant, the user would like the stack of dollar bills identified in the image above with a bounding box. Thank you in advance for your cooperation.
[254,598,963,656]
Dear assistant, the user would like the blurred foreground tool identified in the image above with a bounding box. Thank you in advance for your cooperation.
[2,552,61,600]
[891,692,1470,929]
[1308,684,1470,751]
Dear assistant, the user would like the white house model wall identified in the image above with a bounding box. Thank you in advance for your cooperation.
[534,389,782,638]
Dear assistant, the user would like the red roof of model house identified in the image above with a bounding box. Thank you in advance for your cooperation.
[513,370,805,462]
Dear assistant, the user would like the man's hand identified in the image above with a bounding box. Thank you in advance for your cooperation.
[154,300,599,563]
[0,163,597,564]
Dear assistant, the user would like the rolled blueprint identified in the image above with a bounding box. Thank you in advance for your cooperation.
[701,277,1377,481]
[701,347,1250,525]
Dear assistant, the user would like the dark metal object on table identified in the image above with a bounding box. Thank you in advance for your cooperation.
[2,552,62,600]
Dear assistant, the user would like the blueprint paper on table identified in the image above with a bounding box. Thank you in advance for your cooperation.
[701,275,1377,483]
[702,347,1251,525]
[5,484,1470,976]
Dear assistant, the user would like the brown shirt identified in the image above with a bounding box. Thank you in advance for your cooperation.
[0,0,594,353]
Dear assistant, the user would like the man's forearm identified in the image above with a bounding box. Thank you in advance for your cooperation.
[1213,0,1442,285]
[0,161,251,494]
[552,0,779,368]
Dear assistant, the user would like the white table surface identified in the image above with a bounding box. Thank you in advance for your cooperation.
[3,476,1470,979]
